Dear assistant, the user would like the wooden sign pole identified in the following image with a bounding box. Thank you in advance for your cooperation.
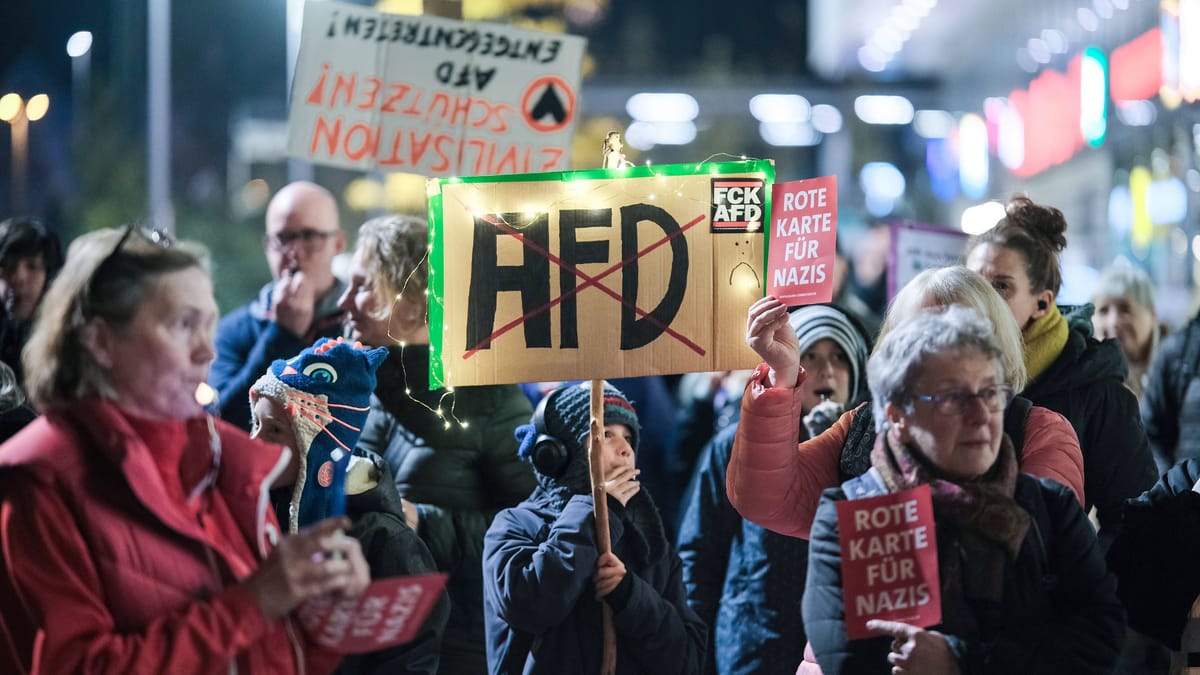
[588,133,624,674]
[586,377,616,674]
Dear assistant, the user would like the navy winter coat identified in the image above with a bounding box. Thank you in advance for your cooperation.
[804,475,1125,675]
[677,424,807,675]
[483,489,707,674]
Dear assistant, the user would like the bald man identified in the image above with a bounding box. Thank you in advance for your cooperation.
[210,181,349,430]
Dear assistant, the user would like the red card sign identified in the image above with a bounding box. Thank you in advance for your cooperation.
[835,484,940,640]
[766,176,837,305]
[297,573,448,654]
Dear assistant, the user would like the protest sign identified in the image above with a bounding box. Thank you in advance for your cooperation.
[887,221,969,300]
[426,160,774,387]
[288,1,586,175]
[835,484,940,640]
[297,573,448,654]
[766,176,837,305]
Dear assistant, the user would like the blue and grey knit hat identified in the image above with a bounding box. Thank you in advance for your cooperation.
[516,381,640,490]
[788,304,870,407]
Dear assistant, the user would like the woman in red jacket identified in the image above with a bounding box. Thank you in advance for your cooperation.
[0,226,370,674]
[728,265,1083,542]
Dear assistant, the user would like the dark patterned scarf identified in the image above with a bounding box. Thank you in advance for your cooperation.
[870,429,1031,605]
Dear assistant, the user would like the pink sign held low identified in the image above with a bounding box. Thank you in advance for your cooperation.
[766,175,838,306]
[298,573,448,653]
[835,484,941,640]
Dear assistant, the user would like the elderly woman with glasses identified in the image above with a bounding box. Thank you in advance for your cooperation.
[802,305,1123,675]
[0,227,370,675]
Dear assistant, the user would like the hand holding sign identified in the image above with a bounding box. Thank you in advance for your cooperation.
[745,295,800,389]
[865,619,960,675]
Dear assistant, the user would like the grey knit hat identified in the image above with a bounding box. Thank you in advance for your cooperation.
[788,304,870,406]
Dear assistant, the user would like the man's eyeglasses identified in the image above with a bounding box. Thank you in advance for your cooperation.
[913,385,1014,416]
[264,229,338,252]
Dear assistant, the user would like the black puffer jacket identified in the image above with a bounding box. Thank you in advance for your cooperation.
[1020,305,1157,548]
[1108,457,1200,650]
[804,476,1125,674]
[357,345,537,675]
[1142,313,1200,472]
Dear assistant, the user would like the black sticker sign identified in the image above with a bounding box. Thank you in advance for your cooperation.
[711,178,764,232]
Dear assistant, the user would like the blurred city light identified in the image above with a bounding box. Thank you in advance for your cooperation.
[913,109,954,138]
[1116,100,1157,126]
[860,162,905,216]
[810,104,843,134]
[759,122,820,146]
[625,92,698,123]
[66,30,93,58]
[0,94,20,122]
[958,113,988,198]
[960,201,1005,235]
[853,95,914,125]
[748,94,810,124]
[25,94,49,122]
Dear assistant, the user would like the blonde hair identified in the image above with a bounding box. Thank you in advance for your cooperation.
[878,265,1028,392]
[23,227,208,410]
[355,214,429,321]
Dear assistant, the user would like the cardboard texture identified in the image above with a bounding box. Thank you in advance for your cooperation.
[297,573,448,654]
[835,484,941,640]
[766,176,838,305]
[426,160,774,387]
[288,1,586,174]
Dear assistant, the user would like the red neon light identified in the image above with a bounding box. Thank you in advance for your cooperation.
[1110,27,1162,101]
[1013,56,1084,177]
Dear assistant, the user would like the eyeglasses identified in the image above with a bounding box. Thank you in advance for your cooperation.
[99,225,172,268]
[83,225,173,316]
[913,385,1014,416]
[264,229,338,252]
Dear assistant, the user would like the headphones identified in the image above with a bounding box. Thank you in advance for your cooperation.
[530,390,571,478]
[1037,300,1048,311]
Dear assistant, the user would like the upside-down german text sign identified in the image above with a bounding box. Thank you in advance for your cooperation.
[427,161,774,387]
[836,485,941,640]
[288,1,586,174]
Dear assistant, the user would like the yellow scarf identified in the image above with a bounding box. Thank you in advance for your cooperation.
[1023,304,1069,383]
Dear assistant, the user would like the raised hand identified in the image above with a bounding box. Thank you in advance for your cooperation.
[746,296,800,388]
[272,268,317,338]
[242,516,371,619]
[866,619,960,675]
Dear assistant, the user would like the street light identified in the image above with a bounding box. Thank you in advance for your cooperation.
[66,31,92,137]
[0,93,50,213]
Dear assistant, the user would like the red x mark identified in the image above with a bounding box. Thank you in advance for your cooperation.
[462,212,707,359]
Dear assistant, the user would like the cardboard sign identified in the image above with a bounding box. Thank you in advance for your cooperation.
[766,176,837,305]
[297,573,447,653]
[835,485,940,640]
[426,160,774,387]
[886,221,969,301]
[288,1,586,175]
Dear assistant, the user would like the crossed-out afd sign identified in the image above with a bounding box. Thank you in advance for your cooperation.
[426,160,774,387]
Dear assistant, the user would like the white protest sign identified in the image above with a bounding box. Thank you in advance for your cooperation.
[288,1,586,175]
[887,221,969,300]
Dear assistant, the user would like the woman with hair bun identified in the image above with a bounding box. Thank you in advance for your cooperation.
[963,196,1156,547]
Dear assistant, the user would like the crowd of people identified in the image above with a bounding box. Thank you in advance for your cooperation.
[0,185,1199,674]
